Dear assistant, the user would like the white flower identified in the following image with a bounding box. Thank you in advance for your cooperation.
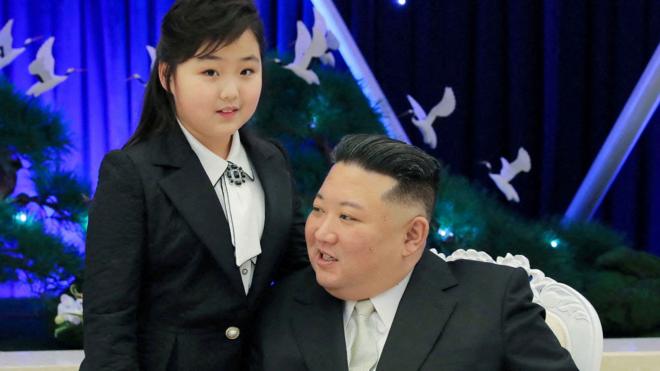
[56,293,83,326]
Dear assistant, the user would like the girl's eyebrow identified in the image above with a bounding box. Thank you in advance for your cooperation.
[197,54,261,62]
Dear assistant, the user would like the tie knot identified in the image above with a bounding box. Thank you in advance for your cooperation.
[355,299,375,316]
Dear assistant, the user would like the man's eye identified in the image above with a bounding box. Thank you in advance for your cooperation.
[311,206,322,213]
[339,214,355,221]
[203,70,219,77]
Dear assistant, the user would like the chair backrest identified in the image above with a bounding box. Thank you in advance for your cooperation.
[431,248,603,371]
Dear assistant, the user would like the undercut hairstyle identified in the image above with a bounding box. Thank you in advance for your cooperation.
[332,134,441,219]
[125,0,265,147]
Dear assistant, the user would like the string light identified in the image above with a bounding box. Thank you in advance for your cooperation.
[13,212,28,224]
[395,0,407,6]
[437,227,454,241]
[80,215,89,231]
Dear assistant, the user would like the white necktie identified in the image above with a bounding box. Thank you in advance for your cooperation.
[349,300,379,371]
[220,161,260,268]
[217,162,261,294]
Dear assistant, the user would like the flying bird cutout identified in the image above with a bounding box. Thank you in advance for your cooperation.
[26,37,79,97]
[0,19,40,69]
[128,45,157,86]
[481,147,532,203]
[284,8,339,85]
[406,87,456,149]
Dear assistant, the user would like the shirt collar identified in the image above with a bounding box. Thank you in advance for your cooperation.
[343,270,413,332]
[177,120,253,185]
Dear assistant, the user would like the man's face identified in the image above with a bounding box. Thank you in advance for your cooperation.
[305,162,418,300]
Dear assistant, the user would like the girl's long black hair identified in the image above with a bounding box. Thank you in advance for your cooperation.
[124,0,265,148]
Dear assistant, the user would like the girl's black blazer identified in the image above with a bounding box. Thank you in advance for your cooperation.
[81,126,308,371]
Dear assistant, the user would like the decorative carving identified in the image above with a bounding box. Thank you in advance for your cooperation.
[540,286,589,322]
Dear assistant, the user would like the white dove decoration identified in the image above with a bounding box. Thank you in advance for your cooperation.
[284,8,339,85]
[146,45,156,71]
[26,37,77,97]
[482,147,532,203]
[318,29,339,67]
[0,19,26,69]
[406,87,456,149]
[128,45,157,86]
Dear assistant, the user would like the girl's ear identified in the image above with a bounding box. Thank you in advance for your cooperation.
[158,62,170,92]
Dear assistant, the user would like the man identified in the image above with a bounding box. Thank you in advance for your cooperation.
[252,134,578,371]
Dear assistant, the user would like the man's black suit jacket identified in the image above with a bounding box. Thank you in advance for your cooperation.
[81,126,307,371]
[252,250,578,371]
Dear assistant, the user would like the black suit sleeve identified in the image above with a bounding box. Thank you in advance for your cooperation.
[268,139,309,279]
[502,268,578,371]
[81,151,145,371]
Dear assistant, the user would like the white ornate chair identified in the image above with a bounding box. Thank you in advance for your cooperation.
[431,248,603,371]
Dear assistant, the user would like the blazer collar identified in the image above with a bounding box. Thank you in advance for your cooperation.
[178,125,254,184]
[291,270,349,371]
[149,125,193,168]
[244,131,292,304]
[149,126,279,166]
[377,250,458,371]
[289,251,458,371]
[152,125,285,296]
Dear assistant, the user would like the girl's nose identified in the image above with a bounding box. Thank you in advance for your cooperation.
[220,80,238,101]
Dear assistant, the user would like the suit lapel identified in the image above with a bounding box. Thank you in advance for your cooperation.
[377,251,458,371]
[290,278,348,371]
[152,127,244,294]
[242,132,291,304]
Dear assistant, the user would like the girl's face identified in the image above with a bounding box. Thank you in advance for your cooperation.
[160,30,262,157]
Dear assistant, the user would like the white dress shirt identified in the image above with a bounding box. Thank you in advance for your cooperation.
[178,122,265,294]
[343,271,412,368]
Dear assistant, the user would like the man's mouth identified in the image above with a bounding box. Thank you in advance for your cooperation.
[319,250,338,262]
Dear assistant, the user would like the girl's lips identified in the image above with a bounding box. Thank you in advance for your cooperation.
[217,109,238,118]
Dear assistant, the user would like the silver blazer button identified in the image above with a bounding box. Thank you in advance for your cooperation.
[225,326,240,340]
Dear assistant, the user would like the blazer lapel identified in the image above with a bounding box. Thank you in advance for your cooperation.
[243,132,293,304]
[152,127,244,294]
[290,280,348,371]
[377,251,458,371]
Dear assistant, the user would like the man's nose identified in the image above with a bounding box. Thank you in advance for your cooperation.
[313,217,338,244]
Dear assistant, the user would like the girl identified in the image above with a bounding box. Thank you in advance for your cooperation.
[81,1,307,370]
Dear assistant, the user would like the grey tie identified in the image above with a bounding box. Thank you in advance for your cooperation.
[349,300,378,371]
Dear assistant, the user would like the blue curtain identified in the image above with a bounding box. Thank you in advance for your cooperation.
[332,0,660,254]
[1,0,174,188]
[1,0,658,256]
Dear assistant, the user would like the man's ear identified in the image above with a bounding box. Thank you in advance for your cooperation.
[402,216,429,257]
[158,62,171,92]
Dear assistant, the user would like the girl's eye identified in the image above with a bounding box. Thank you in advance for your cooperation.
[241,68,255,76]
[203,70,219,77]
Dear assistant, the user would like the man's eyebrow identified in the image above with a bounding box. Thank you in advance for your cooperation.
[339,201,363,210]
[314,194,363,210]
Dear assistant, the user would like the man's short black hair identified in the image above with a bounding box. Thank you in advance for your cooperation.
[332,134,441,219]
